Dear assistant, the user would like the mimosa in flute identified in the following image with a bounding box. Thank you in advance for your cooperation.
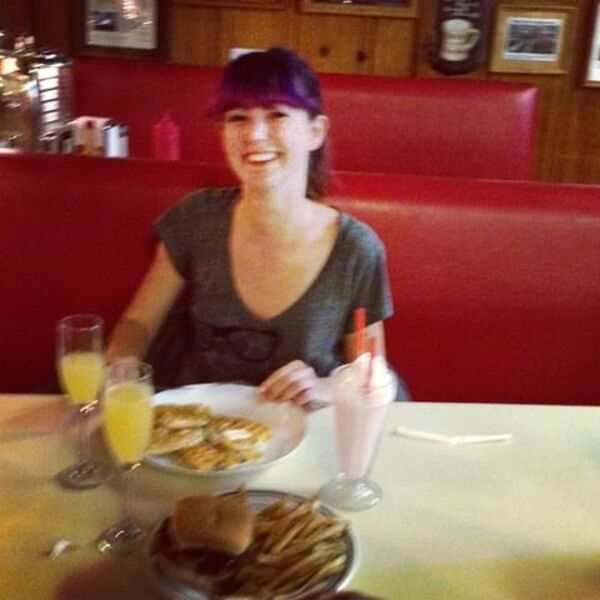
[97,359,154,556]
[55,314,109,490]
[103,379,154,464]
[59,351,104,405]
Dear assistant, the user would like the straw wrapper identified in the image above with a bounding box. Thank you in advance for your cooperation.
[392,426,513,445]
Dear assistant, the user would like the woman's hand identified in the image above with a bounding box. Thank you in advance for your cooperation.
[258,360,331,408]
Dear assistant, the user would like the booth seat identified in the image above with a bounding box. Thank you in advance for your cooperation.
[2,152,599,404]
[72,58,537,181]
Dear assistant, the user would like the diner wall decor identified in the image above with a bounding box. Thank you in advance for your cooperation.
[301,0,418,19]
[489,5,575,74]
[430,0,493,75]
[583,0,600,87]
[73,0,167,60]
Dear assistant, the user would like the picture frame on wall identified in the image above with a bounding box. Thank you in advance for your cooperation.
[73,0,168,60]
[489,5,575,74]
[301,0,417,19]
[583,0,600,87]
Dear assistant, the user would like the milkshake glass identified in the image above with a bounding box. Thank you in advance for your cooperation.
[319,356,397,511]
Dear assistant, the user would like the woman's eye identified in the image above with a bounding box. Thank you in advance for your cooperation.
[269,110,289,119]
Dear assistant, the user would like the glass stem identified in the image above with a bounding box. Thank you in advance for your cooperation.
[76,403,94,463]
[122,463,140,523]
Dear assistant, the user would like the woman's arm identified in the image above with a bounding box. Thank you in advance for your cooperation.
[105,243,185,363]
[259,320,387,407]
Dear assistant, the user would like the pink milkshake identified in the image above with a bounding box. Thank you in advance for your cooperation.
[320,355,397,511]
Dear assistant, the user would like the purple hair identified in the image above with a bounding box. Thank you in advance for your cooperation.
[209,47,329,200]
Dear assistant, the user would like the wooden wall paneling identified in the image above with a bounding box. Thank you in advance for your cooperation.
[536,78,571,182]
[0,0,33,42]
[555,0,600,183]
[371,18,416,77]
[170,4,222,65]
[218,8,295,63]
[32,0,72,55]
[560,154,600,183]
[540,0,583,183]
[559,90,600,182]
[297,13,373,74]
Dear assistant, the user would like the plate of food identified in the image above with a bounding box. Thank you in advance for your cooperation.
[145,384,306,477]
[146,488,358,599]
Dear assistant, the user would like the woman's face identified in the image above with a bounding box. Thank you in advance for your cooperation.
[221,104,327,193]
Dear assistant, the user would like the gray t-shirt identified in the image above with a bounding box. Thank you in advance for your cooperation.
[153,187,393,386]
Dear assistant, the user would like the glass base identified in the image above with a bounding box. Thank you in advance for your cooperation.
[319,473,383,511]
[96,518,147,556]
[55,459,111,490]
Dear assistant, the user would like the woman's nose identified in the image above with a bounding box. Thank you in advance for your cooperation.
[244,117,269,141]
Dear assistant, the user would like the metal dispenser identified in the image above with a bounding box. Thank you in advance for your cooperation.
[0,37,73,152]
[0,55,39,150]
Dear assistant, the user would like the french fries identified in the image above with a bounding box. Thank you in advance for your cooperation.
[227,496,349,598]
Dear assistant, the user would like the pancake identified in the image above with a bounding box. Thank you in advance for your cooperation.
[155,404,212,429]
[177,441,262,472]
[208,415,272,447]
[149,426,207,455]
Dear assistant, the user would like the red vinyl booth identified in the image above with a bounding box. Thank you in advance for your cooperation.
[72,58,537,181]
[2,152,599,404]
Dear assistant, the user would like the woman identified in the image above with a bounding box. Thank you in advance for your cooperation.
[106,47,393,406]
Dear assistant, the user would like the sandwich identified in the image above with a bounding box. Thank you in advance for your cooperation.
[151,490,255,594]
[170,491,254,555]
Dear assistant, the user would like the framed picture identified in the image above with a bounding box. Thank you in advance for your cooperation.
[301,0,417,19]
[173,0,287,9]
[583,0,600,87]
[489,5,575,74]
[73,0,168,60]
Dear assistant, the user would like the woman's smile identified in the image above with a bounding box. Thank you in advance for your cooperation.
[243,151,279,165]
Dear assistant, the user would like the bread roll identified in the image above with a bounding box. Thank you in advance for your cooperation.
[170,491,254,556]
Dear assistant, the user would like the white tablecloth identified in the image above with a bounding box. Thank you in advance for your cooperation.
[1,395,600,599]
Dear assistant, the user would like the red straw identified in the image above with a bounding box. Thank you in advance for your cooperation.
[353,307,366,360]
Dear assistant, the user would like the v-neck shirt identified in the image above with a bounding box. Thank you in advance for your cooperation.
[154,187,393,386]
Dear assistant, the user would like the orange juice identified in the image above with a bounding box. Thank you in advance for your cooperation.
[59,351,104,404]
[103,381,153,463]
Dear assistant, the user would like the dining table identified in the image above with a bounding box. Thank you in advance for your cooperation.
[1,393,600,600]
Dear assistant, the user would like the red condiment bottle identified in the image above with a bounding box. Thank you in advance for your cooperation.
[152,111,181,161]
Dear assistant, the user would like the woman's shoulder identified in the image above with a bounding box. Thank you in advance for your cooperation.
[155,186,238,241]
[336,210,385,257]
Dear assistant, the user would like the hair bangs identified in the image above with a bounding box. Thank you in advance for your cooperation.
[207,48,322,118]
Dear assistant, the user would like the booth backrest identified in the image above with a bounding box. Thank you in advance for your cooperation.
[2,152,599,404]
[72,58,537,180]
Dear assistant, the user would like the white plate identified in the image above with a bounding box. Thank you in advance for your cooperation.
[145,384,306,477]
[147,489,359,599]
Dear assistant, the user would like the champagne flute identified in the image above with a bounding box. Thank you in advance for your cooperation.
[96,359,154,555]
[56,314,110,489]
